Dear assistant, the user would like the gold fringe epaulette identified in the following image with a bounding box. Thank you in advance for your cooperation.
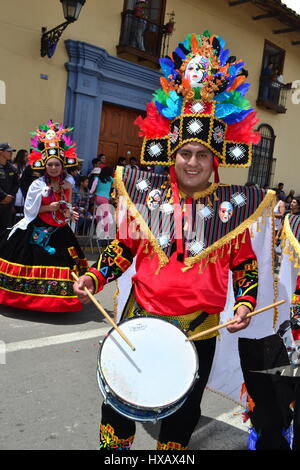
[280,214,300,276]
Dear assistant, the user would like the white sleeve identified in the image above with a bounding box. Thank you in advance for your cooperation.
[7,178,46,239]
[90,177,98,194]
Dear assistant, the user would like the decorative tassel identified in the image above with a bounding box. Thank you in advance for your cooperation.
[207,195,213,207]
[294,259,300,269]
[182,265,193,272]
[289,252,295,262]
[155,266,162,275]
[284,245,291,255]
[261,215,265,225]
[213,191,219,201]
[198,262,203,274]
[143,242,149,254]
[227,243,232,255]
[235,236,239,250]
[256,221,261,232]
[242,230,247,244]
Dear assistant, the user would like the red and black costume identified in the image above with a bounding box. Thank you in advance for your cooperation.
[85,166,275,450]
[0,121,88,312]
[83,30,277,450]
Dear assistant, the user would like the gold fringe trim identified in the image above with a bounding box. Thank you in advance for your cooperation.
[272,203,279,328]
[113,280,119,323]
[115,168,277,275]
[183,190,276,269]
[179,183,219,200]
[281,214,300,259]
[114,167,169,269]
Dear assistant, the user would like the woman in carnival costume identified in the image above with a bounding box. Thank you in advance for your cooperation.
[74,31,277,450]
[0,121,88,312]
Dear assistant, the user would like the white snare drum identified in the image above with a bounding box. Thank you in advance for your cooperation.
[97,316,199,422]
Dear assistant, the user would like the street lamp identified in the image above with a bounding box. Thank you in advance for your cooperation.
[41,0,86,58]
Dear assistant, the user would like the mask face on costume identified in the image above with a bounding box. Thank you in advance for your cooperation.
[219,201,233,223]
[45,130,56,140]
[147,189,161,210]
[184,56,210,88]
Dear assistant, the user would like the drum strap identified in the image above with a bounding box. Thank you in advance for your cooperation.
[185,312,209,332]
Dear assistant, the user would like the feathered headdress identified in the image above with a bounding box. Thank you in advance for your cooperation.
[28,120,78,170]
[135,30,260,168]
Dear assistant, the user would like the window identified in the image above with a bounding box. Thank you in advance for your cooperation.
[257,40,291,113]
[247,124,275,188]
[117,0,167,64]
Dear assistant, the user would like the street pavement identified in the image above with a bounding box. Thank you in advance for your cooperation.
[0,250,250,451]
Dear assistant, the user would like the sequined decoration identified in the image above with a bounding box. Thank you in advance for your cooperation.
[99,423,134,450]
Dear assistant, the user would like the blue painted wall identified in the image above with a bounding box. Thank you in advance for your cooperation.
[64,40,161,173]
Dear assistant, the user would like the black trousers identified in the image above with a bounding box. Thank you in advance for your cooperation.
[100,337,216,449]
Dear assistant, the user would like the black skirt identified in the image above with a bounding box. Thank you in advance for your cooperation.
[0,217,88,312]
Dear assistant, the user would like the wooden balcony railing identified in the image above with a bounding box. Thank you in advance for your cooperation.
[257,77,292,113]
[117,11,169,65]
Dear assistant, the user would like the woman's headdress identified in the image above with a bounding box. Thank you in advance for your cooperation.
[28,120,78,170]
[135,30,260,168]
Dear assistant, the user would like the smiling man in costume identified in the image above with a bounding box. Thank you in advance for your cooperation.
[74,31,276,450]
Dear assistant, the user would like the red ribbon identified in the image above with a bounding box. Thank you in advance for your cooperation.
[169,165,184,261]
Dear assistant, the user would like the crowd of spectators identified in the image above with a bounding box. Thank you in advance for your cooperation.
[2,143,298,254]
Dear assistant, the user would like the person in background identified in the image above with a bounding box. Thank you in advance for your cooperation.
[67,166,80,188]
[274,191,286,239]
[285,190,295,213]
[116,156,126,168]
[90,165,114,243]
[13,149,28,221]
[125,156,139,170]
[261,62,274,101]
[290,196,300,216]
[88,157,101,189]
[98,153,108,168]
[73,175,93,235]
[13,149,28,175]
[277,182,286,200]
[0,142,19,233]
[0,122,88,312]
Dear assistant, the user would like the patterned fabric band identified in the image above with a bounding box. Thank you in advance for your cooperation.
[99,423,134,450]
[122,290,220,341]
[141,100,252,167]
[157,441,188,450]
[115,166,274,263]
[232,258,258,312]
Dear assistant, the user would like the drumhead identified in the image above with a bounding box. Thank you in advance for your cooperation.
[99,316,198,409]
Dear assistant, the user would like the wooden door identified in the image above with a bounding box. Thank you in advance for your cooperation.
[98,103,145,168]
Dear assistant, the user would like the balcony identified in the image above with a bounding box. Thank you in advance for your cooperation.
[257,77,292,113]
[116,11,169,67]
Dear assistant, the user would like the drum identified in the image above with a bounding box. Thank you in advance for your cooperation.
[97,316,199,422]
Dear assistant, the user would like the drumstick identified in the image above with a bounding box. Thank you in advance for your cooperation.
[71,272,136,351]
[186,300,285,342]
